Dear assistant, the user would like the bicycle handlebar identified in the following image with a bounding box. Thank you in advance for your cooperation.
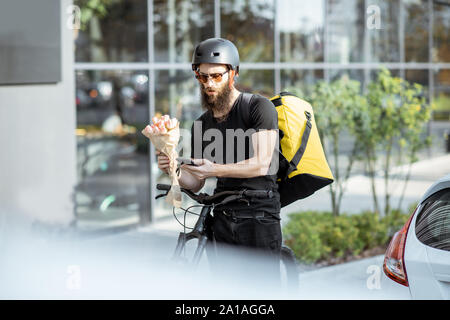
[156,183,273,206]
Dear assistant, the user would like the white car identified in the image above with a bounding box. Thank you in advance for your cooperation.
[383,173,450,299]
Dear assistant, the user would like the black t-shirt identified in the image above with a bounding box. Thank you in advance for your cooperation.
[190,92,281,214]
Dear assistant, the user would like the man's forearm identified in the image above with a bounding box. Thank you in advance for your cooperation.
[214,157,270,179]
[213,130,276,179]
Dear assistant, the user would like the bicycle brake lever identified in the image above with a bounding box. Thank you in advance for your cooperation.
[193,192,210,204]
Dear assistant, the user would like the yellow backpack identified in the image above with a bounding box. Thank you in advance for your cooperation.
[263,92,334,207]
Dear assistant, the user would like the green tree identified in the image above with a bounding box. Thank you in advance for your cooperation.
[361,68,431,216]
[306,77,367,216]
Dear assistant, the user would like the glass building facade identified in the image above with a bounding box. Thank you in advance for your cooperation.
[73,0,450,228]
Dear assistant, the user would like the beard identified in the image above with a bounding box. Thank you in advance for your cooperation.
[200,82,233,115]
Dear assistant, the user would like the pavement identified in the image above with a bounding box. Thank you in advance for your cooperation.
[0,218,408,299]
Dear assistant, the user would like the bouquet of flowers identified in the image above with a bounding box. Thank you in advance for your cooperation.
[142,115,181,208]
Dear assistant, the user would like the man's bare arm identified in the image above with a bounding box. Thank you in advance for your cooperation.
[182,130,278,180]
[215,129,278,178]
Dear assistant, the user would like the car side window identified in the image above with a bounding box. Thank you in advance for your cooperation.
[415,188,450,251]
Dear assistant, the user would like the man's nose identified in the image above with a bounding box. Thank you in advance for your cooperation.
[202,76,216,86]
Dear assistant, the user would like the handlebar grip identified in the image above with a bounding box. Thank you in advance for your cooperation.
[156,184,171,191]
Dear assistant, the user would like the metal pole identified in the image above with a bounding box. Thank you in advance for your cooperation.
[274,0,280,93]
[324,0,329,82]
[428,0,434,157]
[399,0,405,80]
[215,0,221,38]
[363,0,370,92]
[148,0,156,224]
[168,0,176,117]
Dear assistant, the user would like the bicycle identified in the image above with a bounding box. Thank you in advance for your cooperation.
[155,183,299,293]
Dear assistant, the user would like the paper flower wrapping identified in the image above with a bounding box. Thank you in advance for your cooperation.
[142,115,181,208]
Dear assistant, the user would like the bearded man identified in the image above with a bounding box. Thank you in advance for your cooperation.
[156,38,282,282]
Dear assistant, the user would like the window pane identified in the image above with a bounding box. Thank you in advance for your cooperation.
[74,0,148,62]
[278,0,324,62]
[433,1,450,62]
[155,70,202,123]
[153,0,214,63]
[404,0,429,62]
[327,0,365,63]
[405,69,429,97]
[280,70,324,96]
[221,0,275,62]
[433,69,450,121]
[366,0,401,62]
[236,69,275,98]
[332,69,365,84]
[75,70,150,229]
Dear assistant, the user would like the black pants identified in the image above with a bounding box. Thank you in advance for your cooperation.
[208,211,282,287]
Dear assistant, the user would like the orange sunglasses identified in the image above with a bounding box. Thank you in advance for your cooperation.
[195,70,229,83]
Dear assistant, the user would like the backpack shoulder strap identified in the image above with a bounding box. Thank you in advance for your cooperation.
[286,110,312,176]
[239,92,254,128]
[241,92,253,104]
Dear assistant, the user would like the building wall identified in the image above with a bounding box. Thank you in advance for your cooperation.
[0,0,76,226]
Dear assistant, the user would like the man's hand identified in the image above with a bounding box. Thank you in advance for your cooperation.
[156,150,170,174]
[181,158,216,180]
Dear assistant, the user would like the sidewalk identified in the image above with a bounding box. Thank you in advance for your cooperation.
[10,151,450,299]
[294,254,410,299]
[40,153,443,299]
[4,156,447,300]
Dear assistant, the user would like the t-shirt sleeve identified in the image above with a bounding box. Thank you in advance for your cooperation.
[249,95,278,131]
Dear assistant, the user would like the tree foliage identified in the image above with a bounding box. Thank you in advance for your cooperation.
[361,68,431,216]
[307,77,367,216]
[290,69,431,217]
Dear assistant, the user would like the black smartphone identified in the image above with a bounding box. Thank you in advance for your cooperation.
[177,157,198,166]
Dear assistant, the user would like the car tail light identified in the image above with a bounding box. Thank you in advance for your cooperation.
[383,210,416,287]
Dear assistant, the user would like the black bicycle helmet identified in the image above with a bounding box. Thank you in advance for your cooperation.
[191,38,240,74]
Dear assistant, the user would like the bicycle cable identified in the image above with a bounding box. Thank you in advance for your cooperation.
[172,203,213,260]
[172,204,206,229]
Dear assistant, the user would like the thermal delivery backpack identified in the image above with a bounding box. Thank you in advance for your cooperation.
[242,92,334,207]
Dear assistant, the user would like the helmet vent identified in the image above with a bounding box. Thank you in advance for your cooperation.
[212,52,220,57]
